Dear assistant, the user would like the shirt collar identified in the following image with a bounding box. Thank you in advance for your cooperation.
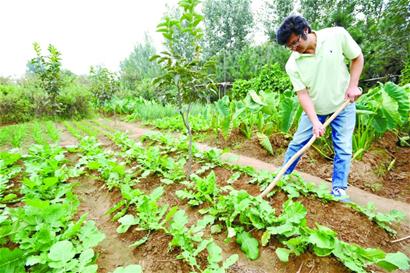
[293,30,324,59]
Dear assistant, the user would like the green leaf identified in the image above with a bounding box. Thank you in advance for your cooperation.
[279,95,298,132]
[43,176,59,188]
[0,248,26,273]
[261,230,271,246]
[79,221,106,248]
[236,230,259,260]
[207,241,223,264]
[79,248,95,265]
[227,172,241,184]
[211,224,222,234]
[376,252,410,271]
[82,264,98,273]
[113,264,143,273]
[222,254,239,269]
[383,82,410,124]
[26,255,43,266]
[256,133,273,155]
[170,210,189,231]
[62,213,88,239]
[249,90,266,106]
[276,248,291,262]
[129,236,149,248]
[117,214,140,233]
[48,240,76,262]
[308,225,336,250]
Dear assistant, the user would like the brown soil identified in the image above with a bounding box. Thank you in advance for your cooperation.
[202,127,410,204]
[56,123,78,146]
[60,119,410,273]
[73,176,140,272]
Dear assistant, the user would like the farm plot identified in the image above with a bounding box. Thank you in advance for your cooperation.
[1,120,409,273]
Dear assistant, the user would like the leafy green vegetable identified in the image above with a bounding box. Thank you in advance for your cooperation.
[235,230,259,260]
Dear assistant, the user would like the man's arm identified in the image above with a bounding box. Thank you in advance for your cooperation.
[345,53,364,102]
[297,89,325,137]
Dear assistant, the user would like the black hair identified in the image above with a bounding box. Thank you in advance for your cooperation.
[276,15,312,45]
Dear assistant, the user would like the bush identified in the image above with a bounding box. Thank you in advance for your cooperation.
[231,78,258,100]
[229,63,292,100]
[0,82,94,124]
[57,85,94,119]
[400,58,410,85]
[89,66,120,106]
[214,43,290,82]
[254,64,292,93]
[0,86,33,123]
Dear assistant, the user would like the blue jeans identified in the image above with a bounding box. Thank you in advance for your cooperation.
[283,103,356,190]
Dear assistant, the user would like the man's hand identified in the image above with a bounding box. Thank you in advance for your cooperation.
[312,120,325,138]
[345,86,362,102]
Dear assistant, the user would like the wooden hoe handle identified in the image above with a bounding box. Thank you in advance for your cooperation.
[259,100,351,198]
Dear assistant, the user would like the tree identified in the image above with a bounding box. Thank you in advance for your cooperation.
[120,34,161,90]
[152,0,217,176]
[203,0,254,56]
[262,0,295,41]
[162,5,197,61]
[364,0,410,79]
[29,42,64,114]
[89,66,120,106]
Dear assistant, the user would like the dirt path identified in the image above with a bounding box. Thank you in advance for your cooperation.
[57,122,140,272]
[101,118,410,225]
[74,177,139,272]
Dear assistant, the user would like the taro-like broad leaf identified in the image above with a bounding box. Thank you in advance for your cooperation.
[249,90,266,106]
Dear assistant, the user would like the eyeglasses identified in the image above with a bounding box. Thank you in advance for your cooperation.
[286,34,302,49]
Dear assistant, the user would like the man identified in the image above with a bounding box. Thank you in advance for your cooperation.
[276,15,364,199]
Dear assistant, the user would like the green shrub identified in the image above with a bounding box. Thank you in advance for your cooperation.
[231,78,258,100]
[229,64,292,100]
[57,85,94,119]
[400,58,410,85]
[89,66,120,106]
[135,78,158,100]
[254,64,292,93]
[0,82,94,124]
[0,86,33,123]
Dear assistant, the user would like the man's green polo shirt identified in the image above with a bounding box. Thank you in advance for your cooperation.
[285,27,362,115]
